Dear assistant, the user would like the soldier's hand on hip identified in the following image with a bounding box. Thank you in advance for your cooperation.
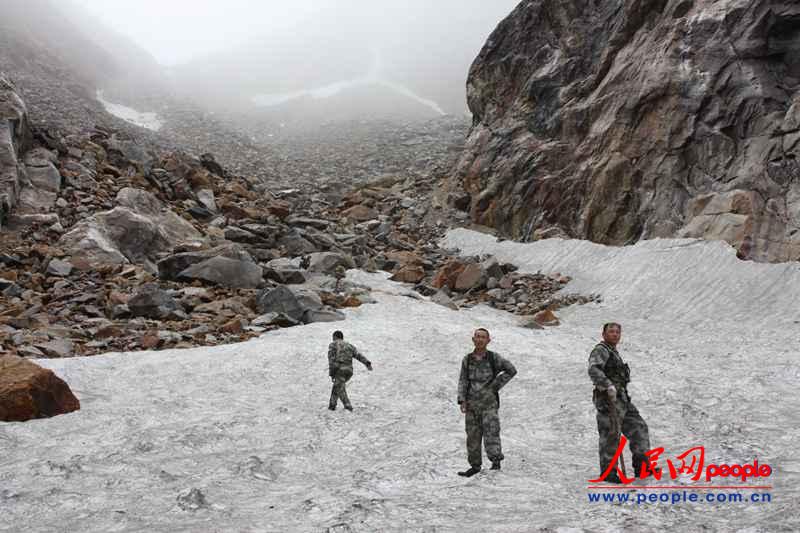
[460,402,467,414]
[607,385,617,399]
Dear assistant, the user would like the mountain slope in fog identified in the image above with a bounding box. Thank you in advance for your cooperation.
[0,0,167,130]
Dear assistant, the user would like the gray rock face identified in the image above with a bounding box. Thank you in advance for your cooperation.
[0,73,32,227]
[449,0,800,262]
[177,256,264,289]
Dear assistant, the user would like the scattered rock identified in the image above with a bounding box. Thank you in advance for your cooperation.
[177,488,208,512]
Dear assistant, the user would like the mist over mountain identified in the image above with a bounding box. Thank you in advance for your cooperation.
[2,0,517,128]
[0,0,168,130]
[169,1,519,118]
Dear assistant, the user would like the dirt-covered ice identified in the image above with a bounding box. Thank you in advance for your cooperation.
[1,229,797,532]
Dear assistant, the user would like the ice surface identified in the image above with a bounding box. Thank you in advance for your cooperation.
[1,230,797,532]
[96,90,164,131]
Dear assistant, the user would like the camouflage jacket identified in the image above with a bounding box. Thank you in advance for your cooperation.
[328,340,370,376]
[588,342,630,392]
[457,350,517,410]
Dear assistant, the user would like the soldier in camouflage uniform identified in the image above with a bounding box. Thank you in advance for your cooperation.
[457,328,517,476]
[328,330,372,411]
[588,322,651,483]
[334,265,347,292]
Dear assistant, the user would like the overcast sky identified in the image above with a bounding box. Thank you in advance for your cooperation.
[78,0,518,66]
[79,0,331,65]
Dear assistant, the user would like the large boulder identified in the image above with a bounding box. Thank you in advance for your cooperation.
[59,189,203,272]
[447,0,800,262]
[0,355,80,422]
[255,286,326,323]
[115,187,201,245]
[177,256,264,289]
[59,207,169,271]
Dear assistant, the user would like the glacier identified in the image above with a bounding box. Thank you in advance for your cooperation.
[1,229,797,532]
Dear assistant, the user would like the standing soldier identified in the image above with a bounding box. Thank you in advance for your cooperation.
[588,322,651,483]
[334,265,347,292]
[457,328,517,477]
[328,330,372,411]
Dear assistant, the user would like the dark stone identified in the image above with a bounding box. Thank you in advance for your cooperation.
[128,283,181,320]
[177,256,264,289]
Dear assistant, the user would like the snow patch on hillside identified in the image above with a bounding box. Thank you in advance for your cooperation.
[96,90,163,131]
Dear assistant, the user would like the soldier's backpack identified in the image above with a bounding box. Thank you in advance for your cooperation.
[466,350,501,406]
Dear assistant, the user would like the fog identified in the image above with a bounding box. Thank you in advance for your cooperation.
[78,0,520,117]
[79,0,330,66]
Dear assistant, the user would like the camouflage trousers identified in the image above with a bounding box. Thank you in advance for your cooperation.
[593,390,650,477]
[329,369,353,409]
[465,406,503,468]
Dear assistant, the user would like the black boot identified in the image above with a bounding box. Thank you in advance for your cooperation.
[344,405,353,411]
[458,466,481,477]
[490,461,501,470]
[328,405,336,411]
[632,454,648,479]
[603,471,623,484]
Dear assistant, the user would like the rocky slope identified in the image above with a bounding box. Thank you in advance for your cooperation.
[1,75,593,358]
[445,0,800,262]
